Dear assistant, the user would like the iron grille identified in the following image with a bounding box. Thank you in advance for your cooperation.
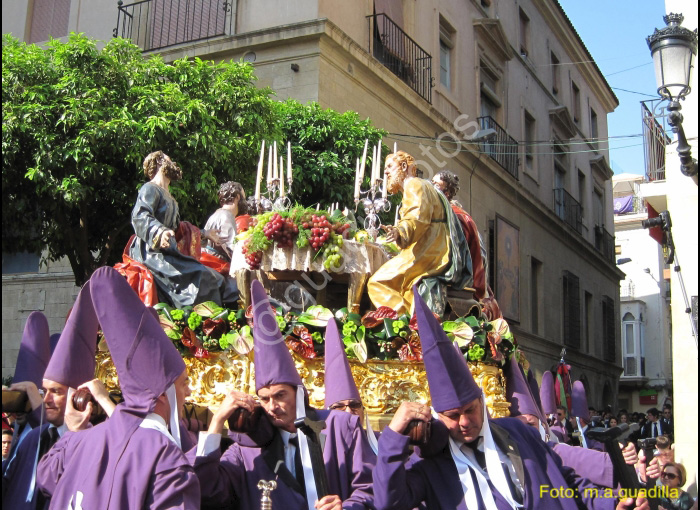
[477,116,519,180]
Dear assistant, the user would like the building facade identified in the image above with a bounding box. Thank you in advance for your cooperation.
[613,174,672,414]
[2,0,624,409]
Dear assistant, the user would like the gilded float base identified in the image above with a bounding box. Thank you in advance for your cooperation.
[95,351,509,426]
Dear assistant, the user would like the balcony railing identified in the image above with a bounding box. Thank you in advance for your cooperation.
[553,188,582,234]
[595,225,615,262]
[114,0,234,52]
[641,99,671,182]
[368,13,432,103]
[477,116,519,180]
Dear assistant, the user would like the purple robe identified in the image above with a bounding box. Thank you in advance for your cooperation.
[2,424,50,510]
[190,409,374,509]
[552,442,614,489]
[373,417,616,510]
[36,407,200,510]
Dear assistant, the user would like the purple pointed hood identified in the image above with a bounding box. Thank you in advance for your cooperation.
[414,287,480,412]
[13,312,51,388]
[49,333,61,355]
[540,371,557,416]
[504,356,541,418]
[572,380,589,420]
[527,369,544,417]
[44,283,98,389]
[90,267,185,415]
[323,317,360,408]
[251,280,302,392]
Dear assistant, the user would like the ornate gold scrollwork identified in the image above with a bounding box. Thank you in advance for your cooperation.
[95,351,509,421]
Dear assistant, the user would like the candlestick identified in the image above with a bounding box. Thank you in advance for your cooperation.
[267,146,273,184]
[273,141,278,181]
[354,158,361,201]
[279,156,285,197]
[359,139,368,188]
[287,141,292,185]
[255,140,265,200]
[371,145,377,186]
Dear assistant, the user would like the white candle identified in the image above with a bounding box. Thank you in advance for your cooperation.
[382,165,387,198]
[316,203,320,211]
[255,140,265,200]
[287,141,293,185]
[354,158,361,201]
[279,156,285,197]
[359,139,368,189]
[267,146,273,184]
[395,205,400,225]
[371,145,377,186]
[394,141,397,153]
[376,141,382,184]
[273,141,278,181]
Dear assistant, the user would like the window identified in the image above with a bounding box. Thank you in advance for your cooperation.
[622,312,645,377]
[524,111,536,171]
[2,252,41,274]
[439,18,455,90]
[572,81,581,123]
[583,291,592,352]
[531,257,543,335]
[578,170,586,219]
[519,8,530,57]
[593,187,604,227]
[480,60,501,120]
[590,108,599,147]
[29,0,71,44]
[551,52,560,96]
[602,296,616,363]
[563,271,581,349]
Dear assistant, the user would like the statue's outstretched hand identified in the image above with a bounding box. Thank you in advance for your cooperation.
[382,225,399,243]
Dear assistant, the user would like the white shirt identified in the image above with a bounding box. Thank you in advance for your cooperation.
[280,429,298,477]
[460,436,524,499]
[139,413,176,444]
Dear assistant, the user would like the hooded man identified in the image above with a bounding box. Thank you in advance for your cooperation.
[2,312,51,472]
[323,317,379,455]
[36,266,200,509]
[3,288,99,510]
[372,286,647,510]
[572,381,606,452]
[190,280,375,510]
[540,371,569,443]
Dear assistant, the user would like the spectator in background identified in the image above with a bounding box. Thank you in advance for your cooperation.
[619,412,629,425]
[658,462,693,510]
[641,408,669,439]
[609,417,619,428]
[1,429,12,461]
[662,405,674,442]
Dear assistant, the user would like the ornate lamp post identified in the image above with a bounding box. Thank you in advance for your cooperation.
[647,13,699,184]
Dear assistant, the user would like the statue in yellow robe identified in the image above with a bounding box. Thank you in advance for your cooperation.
[367,151,451,315]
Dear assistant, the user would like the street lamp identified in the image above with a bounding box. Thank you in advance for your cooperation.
[647,13,698,183]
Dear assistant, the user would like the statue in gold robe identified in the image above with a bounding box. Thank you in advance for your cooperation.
[368,151,471,316]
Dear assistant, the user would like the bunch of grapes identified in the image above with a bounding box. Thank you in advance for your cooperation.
[322,235,344,270]
[333,222,352,239]
[301,214,332,251]
[262,213,299,249]
[241,239,263,270]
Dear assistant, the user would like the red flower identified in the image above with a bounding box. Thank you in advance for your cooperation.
[284,325,316,359]
[202,318,228,339]
[361,306,398,328]
[409,312,441,331]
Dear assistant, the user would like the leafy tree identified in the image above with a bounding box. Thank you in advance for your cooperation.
[275,100,388,211]
[2,33,278,285]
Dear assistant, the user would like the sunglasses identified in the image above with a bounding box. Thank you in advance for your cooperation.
[662,472,679,480]
[330,401,363,411]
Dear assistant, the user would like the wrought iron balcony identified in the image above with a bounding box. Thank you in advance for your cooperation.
[476,116,519,180]
[114,0,234,52]
[553,188,582,234]
[641,99,672,182]
[595,224,615,262]
[367,13,432,103]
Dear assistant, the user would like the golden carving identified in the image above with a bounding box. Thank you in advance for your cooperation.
[95,352,509,420]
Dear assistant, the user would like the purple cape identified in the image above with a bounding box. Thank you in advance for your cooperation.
[373,417,616,510]
[37,407,200,509]
[189,409,375,509]
[2,424,49,510]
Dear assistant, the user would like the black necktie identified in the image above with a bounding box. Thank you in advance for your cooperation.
[465,439,487,471]
[288,435,306,490]
[39,427,59,459]
[653,423,658,438]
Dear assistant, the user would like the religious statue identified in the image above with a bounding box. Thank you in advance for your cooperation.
[128,151,238,308]
[200,181,245,274]
[432,170,502,320]
[367,151,472,316]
